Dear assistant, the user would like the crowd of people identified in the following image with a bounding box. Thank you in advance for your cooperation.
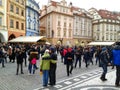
[0,42,120,87]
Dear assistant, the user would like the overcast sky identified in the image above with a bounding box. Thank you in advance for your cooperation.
[35,0,120,11]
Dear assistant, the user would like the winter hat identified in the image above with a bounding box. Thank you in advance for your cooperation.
[45,49,49,53]
[50,47,55,52]
[102,47,107,51]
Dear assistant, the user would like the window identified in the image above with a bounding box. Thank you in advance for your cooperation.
[0,0,2,6]
[28,9,30,16]
[97,25,100,31]
[10,19,14,28]
[21,23,24,30]
[21,10,24,16]
[106,33,108,40]
[16,0,19,2]
[69,23,71,27]
[58,21,60,26]
[58,15,61,19]
[10,4,14,12]
[16,21,19,29]
[69,30,71,37]
[0,17,2,26]
[21,0,24,5]
[110,25,113,31]
[34,12,36,18]
[34,23,36,30]
[97,34,99,40]
[64,22,66,27]
[16,7,19,14]
[114,34,116,40]
[28,22,31,29]
[57,29,60,36]
[63,29,66,37]
[110,34,113,40]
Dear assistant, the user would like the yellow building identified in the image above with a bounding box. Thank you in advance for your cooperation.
[7,0,26,40]
[0,0,7,42]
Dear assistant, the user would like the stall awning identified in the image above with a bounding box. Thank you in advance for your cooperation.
[9,36,46,43]
[87,42,115,46]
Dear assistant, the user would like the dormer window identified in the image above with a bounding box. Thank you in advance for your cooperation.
[16,0,19,3]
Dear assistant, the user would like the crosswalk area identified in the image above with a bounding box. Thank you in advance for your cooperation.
[34,68,119,90]
[34,69,103,90]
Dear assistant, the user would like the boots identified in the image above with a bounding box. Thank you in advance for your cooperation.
[100,74,107,81]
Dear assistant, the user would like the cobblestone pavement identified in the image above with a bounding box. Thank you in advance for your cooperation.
[0,55,118,90]
[0,60,41,90]
[34,68,119,90]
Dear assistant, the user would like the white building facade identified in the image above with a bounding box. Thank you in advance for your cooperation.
[40,0,93,45]
[0,0,7,42]
[40,0,73,45]
[72,7,93,45]
[89,8,120,42]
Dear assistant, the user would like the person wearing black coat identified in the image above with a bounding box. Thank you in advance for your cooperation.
[16,48,24,75]
[83,48,90,68]
[99,47,110,81]
[0,47,5,67]
[65,48,73,76]
[22,48,27,67]
[49,48,57,86]
[74,47,82,68]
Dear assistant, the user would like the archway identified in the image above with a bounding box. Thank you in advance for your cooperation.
[0,33,5,42]
[8,34,16,40]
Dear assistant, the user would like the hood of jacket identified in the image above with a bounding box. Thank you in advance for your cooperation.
[114,45,120,50]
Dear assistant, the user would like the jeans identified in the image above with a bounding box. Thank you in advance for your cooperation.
[42,70,49,86]
[28,63,36,74]
[0,58,5,67]
[102,64,107,75]
[101,64,107,79]
[75,57,81,68]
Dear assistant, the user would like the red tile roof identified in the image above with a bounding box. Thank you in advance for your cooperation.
[98,9,118,20]
[71,6,80,12]
[51,1,58,7]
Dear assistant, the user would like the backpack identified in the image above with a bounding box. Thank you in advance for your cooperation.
[31,58,37,64]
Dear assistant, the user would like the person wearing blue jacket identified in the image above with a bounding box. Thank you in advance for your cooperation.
[112,42,120,87]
